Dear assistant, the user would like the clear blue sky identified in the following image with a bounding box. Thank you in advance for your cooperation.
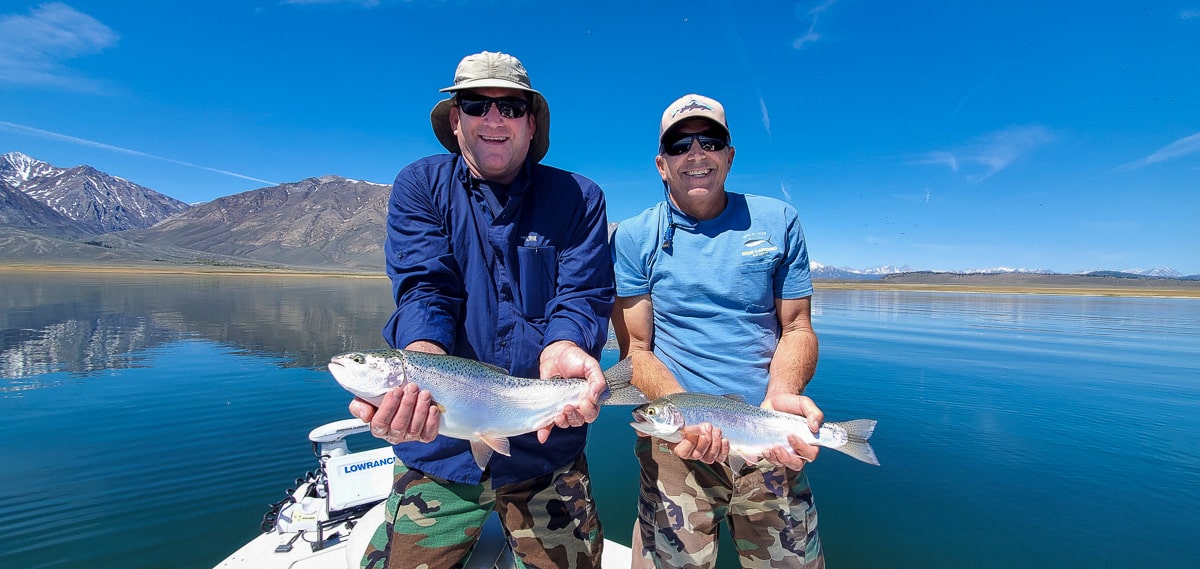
[1,1,1197,274]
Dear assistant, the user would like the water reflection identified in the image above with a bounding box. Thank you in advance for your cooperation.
[0,271,395,382]
[9,274,1196,382]
[814,288,1197,336]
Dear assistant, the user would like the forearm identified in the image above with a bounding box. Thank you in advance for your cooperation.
[766,327,818,399]
[765,297,819,400]
[628,349,686,400]
[611,294,684,400]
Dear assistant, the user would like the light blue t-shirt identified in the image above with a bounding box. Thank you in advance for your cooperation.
[612,192,813,405]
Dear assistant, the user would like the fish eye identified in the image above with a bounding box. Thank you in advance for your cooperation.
[351,354,365,364]
[646,408,657,416]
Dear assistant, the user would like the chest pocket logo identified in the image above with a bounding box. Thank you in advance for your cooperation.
[517,245,557,319]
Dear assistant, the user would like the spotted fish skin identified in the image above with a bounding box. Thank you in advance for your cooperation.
[328,349,648,468]
[631,391,880,466]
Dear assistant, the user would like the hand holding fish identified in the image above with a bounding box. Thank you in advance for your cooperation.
[760,393,824,470]
[347,341,445,445]
[369,383,442,444]
[669,421,731,464]
[536,340,607,443]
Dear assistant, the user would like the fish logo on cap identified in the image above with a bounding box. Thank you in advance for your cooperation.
[672,99,714,118]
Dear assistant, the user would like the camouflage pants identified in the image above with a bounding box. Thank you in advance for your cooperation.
[361,454,603,569]
[632,436,824,569]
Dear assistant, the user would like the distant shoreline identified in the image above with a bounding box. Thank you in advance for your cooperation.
[813,279,1200,299]
[0,262,385,279]
[4,262,1198,299]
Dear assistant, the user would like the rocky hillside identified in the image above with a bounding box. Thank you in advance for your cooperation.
[0,183,84,236]
[123,175,389,271]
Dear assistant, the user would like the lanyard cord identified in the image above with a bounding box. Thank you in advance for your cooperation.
[662,182,677,251]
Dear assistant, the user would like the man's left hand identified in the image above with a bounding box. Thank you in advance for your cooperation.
[536,340,606,443]
[761,393,824,469]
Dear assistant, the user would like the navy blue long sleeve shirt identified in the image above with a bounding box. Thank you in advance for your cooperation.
[381,153,614,486]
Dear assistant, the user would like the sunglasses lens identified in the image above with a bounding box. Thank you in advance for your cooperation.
[458,98,489,116]
[664,134,728,156]
[494,98,529,119]
[698,137,726,152]
[457,96,529,119]
[666,139,693,156]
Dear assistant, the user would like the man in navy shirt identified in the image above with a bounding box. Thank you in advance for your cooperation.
[348,51,614,568]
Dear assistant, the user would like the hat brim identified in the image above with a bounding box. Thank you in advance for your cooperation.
[439,78,541,95]
[430,91,551,163]
[660,117,730,145]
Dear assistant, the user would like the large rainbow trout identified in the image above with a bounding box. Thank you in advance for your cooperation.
[328,350,647,469]
[631,391,880,466]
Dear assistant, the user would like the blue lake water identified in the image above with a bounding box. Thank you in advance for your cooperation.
[1,272,1197,568]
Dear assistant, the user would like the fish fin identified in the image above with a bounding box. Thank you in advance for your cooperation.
[834,419,878,441]
[469,441,494,470]
[466,435,513,470]
[835,440,880,466]
[827,419,879,466]
[602,384,650,406]
[479,362,510,375]
[599,359,650,406]
[603,357,633,383]
[728,453,749,472]
[468,435,511,470]
[478,434,511,457]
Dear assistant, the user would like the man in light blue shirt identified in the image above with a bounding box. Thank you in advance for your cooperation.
[611,94,827,568]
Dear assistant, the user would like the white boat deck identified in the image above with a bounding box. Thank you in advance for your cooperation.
[214,418,632,569]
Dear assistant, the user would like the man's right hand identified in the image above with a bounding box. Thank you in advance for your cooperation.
[350,383,441,444]
[348,340,444,444]
[666,422,730,464]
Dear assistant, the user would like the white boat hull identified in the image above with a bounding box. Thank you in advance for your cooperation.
[213,419,631,569]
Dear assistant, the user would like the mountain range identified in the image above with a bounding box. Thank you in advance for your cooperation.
[1,151,1195,281]
[1,151,188,234]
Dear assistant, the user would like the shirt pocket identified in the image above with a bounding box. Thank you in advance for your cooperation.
[517,245,557,319]
[734,257,776,313]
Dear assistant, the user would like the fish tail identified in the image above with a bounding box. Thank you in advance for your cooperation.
[600,358,650,406]
[829,419,880,466]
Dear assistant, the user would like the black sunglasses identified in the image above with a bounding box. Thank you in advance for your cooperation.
[456,94,531,119]
[661,132,730,156]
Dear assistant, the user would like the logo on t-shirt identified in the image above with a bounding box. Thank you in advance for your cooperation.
[741,232,777,257]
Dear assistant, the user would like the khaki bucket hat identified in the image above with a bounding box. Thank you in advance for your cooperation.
[430,51,551,163]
